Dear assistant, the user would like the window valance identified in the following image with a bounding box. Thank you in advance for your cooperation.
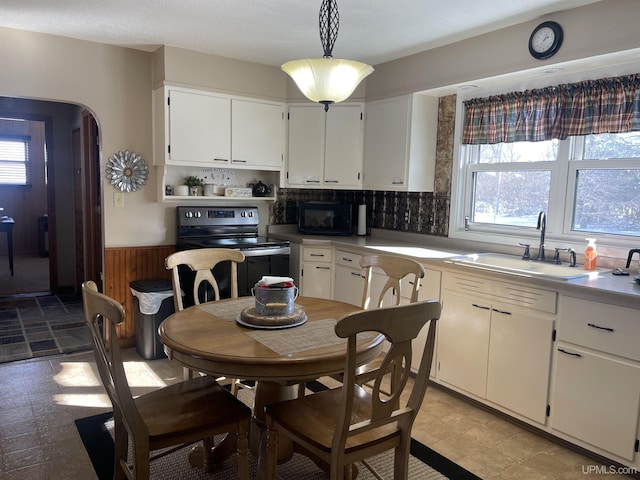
[462,73,640,144]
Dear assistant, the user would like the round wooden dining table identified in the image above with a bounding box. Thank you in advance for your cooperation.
[158,295,383,476]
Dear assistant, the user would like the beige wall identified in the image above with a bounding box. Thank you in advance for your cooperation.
[0,0,639,253]
[367,0,640,99]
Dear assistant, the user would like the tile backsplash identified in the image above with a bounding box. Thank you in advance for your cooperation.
[269,188,449,237]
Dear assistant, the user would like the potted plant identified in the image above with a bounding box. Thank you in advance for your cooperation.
[184,175,204,196]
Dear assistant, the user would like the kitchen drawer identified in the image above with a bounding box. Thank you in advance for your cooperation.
[443,271,557,314]
[557,296,640,361]
[302,247,332,263]
[335,250,363,269]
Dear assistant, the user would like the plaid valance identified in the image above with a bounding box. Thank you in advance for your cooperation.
[462,73,640,144]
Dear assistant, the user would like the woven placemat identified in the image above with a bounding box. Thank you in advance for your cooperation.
[197,297,255,321]
[246,318,343,355]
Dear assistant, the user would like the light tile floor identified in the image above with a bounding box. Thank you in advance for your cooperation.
[0,349,636,480]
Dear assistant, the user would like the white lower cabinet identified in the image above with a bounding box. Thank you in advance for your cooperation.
[437,291,491,398]
[299,246,333,299]
[550,295,640,463]
[552,345,640,461]
[437,271,556,425]
[334,250,364,307]
[486,308,554,425]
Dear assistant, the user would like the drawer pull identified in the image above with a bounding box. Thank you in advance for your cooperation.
[492,308,512,315]
[472,303,491,310]
[309,253,325,257]
[558,348,582,358]
[342,257,353,262]
[350,272,363,278]
[587,323,614,332]
[315,266,331,270]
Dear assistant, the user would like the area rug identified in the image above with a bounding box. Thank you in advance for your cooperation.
[0,293,91,363]
[76,381,481,480]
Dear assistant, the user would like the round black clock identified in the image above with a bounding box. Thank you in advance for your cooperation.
[528,21,563,60]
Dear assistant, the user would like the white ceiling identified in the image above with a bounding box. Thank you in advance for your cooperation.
[0,0,601,67]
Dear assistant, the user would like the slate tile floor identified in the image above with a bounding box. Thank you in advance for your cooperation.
[0,294,90,363]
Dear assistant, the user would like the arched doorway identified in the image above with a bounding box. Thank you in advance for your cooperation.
[0,96,102,297]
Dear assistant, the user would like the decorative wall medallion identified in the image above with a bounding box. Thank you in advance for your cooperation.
[106,150,148,192]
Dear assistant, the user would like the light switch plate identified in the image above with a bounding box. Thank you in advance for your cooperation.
[114,192,125,208]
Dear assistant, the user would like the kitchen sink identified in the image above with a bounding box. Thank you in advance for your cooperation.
[449,253,609,280]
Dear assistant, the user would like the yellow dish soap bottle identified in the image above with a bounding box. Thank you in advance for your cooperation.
[584,238,597,271]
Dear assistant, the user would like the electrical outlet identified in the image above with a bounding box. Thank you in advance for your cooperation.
[404,210,410,222]
[114,192,125,208]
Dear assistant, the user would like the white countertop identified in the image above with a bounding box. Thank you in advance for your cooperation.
[268,225,640,310]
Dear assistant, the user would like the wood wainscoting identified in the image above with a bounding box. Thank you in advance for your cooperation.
[104,245,176,343]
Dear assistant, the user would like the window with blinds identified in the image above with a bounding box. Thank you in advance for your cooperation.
[0,135,31,185]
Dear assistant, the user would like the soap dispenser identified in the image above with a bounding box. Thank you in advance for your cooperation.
[584,238,597,271]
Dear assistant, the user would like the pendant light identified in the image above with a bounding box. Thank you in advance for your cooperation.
[281,0,374,111]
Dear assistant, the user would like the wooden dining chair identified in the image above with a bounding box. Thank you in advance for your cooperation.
[264,300,441,480]
[165,248,246,311]
[82,281,251,480]
[334,254,426,389]
[166,248,249,389]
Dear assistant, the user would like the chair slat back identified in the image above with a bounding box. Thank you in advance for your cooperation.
[165,248,246,311]
[82,281,145,434]
[333,300,441,452]
[360,255,425,309]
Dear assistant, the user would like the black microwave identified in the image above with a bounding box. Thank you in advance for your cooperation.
[298,202,353,236]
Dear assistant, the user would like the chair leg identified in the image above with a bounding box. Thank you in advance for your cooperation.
[237,419,250,480]
[261,426,279,480]
[183,366,194,381]
[393,440,411,480]
[113,416,128,480]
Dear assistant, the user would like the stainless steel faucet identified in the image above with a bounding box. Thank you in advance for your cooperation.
[536,211,546,261]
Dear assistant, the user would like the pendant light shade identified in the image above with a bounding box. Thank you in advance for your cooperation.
[282,0,373,111]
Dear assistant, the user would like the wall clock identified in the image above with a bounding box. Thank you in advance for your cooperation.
[528,21,563,60]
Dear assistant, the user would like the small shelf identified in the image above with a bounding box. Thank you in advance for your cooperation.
[162,195,276,202]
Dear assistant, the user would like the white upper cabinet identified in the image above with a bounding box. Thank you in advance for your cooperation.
[363,94,438,192]
[286,104,364,189]
[231,99,284,169]
[155,87,231,166]
[153,86,284,171]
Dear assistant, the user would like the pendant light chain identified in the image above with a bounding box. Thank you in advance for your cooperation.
[319,0,339,58]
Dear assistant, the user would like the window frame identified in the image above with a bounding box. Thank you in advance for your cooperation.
[0,134,32,186]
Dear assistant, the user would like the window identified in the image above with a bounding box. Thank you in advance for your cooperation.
[470,140,557,227]
[0,135,31,185]
[570,131,640,237]
[459,132,640,243]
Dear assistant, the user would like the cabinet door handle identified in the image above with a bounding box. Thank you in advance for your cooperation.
[587,323,614,332]
[305,180,320,183]
[231,159,247,163]
[558,348,582,358]
[392,180,404,185]
[492,308,512,315]
[350,271,362,277]
[471,303,491,310]
[325,180,338,183]
[213,158,228,162]
[315,266,331,270]
[342,257,353,262]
